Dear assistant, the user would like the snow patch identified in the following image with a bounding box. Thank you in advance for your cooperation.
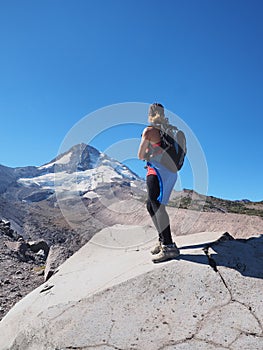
[83,191,99,199]
[18,165,127,194]
[39,152,72,170]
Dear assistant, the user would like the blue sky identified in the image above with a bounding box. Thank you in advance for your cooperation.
[0,0,262,201]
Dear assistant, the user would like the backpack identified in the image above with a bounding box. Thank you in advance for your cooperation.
[148,123,187,173]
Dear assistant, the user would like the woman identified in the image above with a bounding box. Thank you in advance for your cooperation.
[138,103,180,263]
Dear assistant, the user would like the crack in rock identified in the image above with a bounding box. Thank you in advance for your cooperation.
[203,246,232,296]
[40,284,54,293]
[203,243,263,334]
[232,299,263,336]
[157,336,231,350]
[106,305,115,344]
[201,239,263,347]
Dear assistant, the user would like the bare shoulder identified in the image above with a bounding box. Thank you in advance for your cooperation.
[142,126,160,142]
[142,126,153,139]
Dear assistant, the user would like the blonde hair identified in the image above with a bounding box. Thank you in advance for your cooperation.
[148,113,166,125]
[148,103,168,125]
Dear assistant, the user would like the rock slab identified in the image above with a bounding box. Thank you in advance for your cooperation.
[0,225,262,350]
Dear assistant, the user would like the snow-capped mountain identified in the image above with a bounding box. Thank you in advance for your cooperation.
[15,143,144,202]
[38,143,101,174]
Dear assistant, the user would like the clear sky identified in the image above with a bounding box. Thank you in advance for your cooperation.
[0,0,262,201]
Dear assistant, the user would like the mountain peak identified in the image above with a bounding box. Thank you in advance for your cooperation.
[39,143,101,173]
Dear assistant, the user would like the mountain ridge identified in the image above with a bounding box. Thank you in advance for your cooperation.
[1,143,262,205]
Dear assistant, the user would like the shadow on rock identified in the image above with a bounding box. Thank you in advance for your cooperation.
[178,232,263,280]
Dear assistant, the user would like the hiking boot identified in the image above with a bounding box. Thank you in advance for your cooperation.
[150,242,162,255]
[152,243,180,263]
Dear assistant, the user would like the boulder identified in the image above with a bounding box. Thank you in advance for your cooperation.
[5,239,29,261]
[0,225,262,350]
[44,245,70,281]
[0,219,11,228]
[27,240,50,259]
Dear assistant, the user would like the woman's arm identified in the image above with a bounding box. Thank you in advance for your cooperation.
[137,128,150,160]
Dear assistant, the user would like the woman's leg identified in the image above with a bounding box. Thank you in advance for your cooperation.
[146,175,173,245]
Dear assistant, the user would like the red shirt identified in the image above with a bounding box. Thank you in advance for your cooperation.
[147,166,157,176]
[146,142,161,176]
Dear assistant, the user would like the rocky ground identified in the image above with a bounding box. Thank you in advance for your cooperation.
[0,197,107,321]
[0,221,46,321]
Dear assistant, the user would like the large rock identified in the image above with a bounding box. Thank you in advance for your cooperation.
[5,240,28,260]
[44,245,70,281]
[0,225,262,350]
[27,240,50,259]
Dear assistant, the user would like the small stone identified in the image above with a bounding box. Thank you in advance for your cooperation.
[37,269,45,276]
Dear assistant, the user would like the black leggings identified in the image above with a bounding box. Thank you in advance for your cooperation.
[146,175,173,246]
